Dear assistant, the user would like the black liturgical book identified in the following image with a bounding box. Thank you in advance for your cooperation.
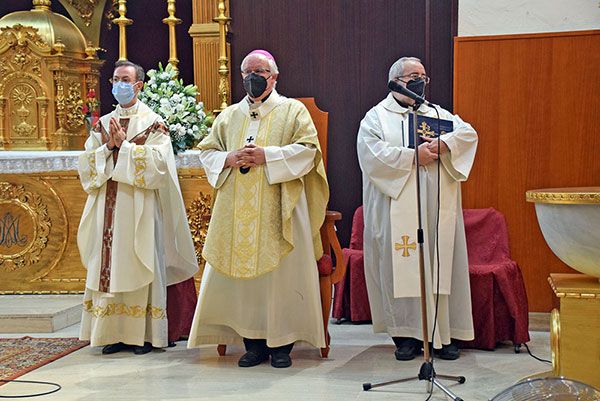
[407,114,454,149]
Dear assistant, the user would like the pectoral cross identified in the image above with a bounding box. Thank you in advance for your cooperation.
[250,111,259,119]
[395,235,416,257]
[246,136,254,143]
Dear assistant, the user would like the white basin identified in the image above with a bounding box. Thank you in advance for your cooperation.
[526,187,600,279]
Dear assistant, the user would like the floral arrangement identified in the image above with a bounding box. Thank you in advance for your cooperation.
[82,88,100,131]
[139,63,209,154]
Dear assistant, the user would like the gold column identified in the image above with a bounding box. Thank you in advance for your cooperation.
[213,0,231,113]
[163,0,182,75]
[37,97,50,147]
[112,0,132,61]
[188,0,230,113]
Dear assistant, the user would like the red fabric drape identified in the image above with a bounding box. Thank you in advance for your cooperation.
[333,206,530,349]
[166,278,198,343]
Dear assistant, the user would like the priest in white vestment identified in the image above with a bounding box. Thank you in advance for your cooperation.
[77,61,198,355]
[187,50,329,369]
[357,57,478,361]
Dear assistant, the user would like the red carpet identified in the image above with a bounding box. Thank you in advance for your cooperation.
[0,337,88,385]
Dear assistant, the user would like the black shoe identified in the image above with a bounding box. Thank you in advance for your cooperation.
[435,343,460,360]
[102,342,129,355]
[238,350,270,367]
[269,342,294,368]
[133,342,153,355]
[393,337,421,361]
[238,338,269,367]
[270,352,292,368]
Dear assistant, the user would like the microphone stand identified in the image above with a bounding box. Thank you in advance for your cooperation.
[362,99,466,400]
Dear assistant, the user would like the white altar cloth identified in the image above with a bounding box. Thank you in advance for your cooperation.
[0,150,203,174]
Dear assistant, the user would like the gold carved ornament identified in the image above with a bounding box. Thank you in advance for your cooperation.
[54,74,85,133]
[526,188,600,205]
[0,182,51,271]
[0,24,51,53]
[11,84,38,138]
[63,0,102,26]
[0,25,49,80]
[65,81,84,130]
[186,192,212,261]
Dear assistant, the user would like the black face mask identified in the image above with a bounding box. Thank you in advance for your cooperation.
[406,78,426,97]
[243,73,268,98]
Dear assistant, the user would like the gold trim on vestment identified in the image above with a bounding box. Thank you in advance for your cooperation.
[83,299,166,319]
[133,146,147,188]
[229,114,275,278]
[86,152,97,188]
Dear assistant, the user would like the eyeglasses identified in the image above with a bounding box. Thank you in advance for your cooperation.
[397,73,430,84]
[109,77,137,84]
[242,68,271,76]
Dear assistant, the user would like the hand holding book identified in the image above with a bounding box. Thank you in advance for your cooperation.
[408,114,453,149]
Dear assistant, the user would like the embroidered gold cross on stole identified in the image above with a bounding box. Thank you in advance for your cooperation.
[395,235,416,257]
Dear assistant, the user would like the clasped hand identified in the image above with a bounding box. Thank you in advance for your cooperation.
[225,144,266,169]
[417,136,449,166]
[107,117,127,150]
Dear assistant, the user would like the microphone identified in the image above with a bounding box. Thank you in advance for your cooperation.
[387,80,433,107]
[240,166,250,174]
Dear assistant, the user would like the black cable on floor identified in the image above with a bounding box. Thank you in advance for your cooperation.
[523,343,552,364]
[0,379,61,398]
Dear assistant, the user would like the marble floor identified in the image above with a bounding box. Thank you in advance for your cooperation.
[0,321,552,401]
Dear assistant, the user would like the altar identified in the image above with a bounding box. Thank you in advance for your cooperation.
[0,150,211,294]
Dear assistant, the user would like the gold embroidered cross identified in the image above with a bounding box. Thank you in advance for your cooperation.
[417,121,436,138]
[395,235,416,257]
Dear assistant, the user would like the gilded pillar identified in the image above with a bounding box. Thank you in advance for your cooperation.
[213,0,231,113]
[112,0,132,61]
[163,0,182,76]
[37,97,49,146]
[188,0,230,113]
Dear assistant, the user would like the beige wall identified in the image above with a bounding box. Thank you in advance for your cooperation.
[458,0,600,36]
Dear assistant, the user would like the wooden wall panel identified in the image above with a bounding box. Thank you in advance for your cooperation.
[454,30,600,312]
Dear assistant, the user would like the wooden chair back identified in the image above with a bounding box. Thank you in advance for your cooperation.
[295,97,328,169]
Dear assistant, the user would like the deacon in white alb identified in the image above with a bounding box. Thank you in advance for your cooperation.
[77,60,198,355]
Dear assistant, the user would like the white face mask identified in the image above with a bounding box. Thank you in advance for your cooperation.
[112,81,136,105]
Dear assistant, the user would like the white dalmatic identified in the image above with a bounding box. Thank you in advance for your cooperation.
[357,93,478,347]
[77,101,198,348]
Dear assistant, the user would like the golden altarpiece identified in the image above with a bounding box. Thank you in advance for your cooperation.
[0,0,103,150]
[0,0,229,294]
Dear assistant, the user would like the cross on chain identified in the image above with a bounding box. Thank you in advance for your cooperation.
[394,235,416,257]
[246,136,254,143]
[250,111,259,118]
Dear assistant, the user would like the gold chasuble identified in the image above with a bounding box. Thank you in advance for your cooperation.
[199,91,328,279]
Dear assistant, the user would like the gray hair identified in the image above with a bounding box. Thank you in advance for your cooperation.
[388,57,422,82]
[114,60,145,82]
[240,53,279,75]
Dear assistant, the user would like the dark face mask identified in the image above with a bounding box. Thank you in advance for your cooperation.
[406,78,426,97]
[243,73,268,98]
